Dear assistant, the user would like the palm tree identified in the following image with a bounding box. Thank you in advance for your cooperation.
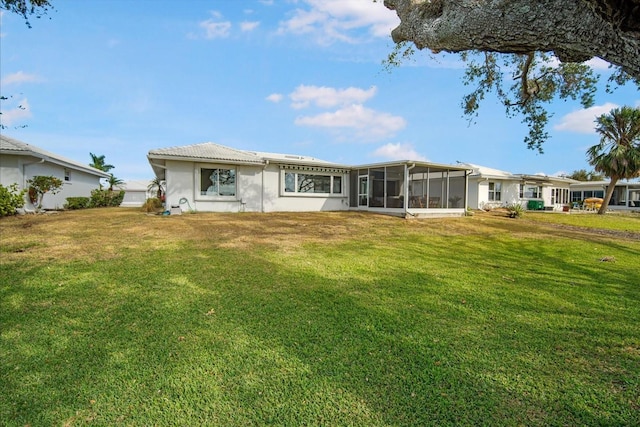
[107,174,124,191]
[89,153,114,172]
[148,177,165,200]
[587,106,640,214]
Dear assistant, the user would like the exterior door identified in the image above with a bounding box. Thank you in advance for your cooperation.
[358,176,368,207]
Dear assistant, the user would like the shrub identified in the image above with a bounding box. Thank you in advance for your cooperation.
[141,197,164,213]
[65,197,90,210]
[0,183,27,217]
[89,189,125,208]
[506,203,524,218]
[27,175,63,210]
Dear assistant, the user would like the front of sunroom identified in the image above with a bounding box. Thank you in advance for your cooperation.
[349,162,470,218]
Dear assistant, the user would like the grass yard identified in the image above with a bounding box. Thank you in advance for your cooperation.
[1,208,639,426]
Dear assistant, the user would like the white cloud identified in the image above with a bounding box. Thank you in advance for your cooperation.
[277,0,399,44]
[240,21,260,32]
[1,71,41,86]
[584,57,611,70]
[290,85,377,109]
[294,104,406,140]
[266,93,283,103]
[371,142,428,161]
[0,98,32,127]
[198,12,232,39]
[554,103,619,134]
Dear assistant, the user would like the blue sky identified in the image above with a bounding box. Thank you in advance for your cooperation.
[1,0,638,181]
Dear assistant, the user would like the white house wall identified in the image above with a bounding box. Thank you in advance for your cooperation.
[261,165,349,213]
[164,160,350,213]
[471,179,520,209]
[1,155,103,210]
[0,155,22,187]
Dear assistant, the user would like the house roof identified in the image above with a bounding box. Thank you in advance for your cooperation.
[0,134,111,178]
[148,142,264,164]
[460,163,518,179]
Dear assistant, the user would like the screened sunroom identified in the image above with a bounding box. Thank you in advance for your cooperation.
[349,162,470,218]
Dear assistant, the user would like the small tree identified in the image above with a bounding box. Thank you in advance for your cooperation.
[107,174,124,191]
[148,177,165,200]
[587,106,640,214]
[27,175,63,210]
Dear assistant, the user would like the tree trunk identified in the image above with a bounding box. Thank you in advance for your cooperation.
[598,176,618,214]
[384,0,640,78]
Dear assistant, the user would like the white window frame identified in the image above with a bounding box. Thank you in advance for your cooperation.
[64,169,71,182]
[195,164,238,201]
[280,170,345,197]
[520,184,543,199]
[488,181,502,201]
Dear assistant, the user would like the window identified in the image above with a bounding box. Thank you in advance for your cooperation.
[488,182,502,201]
[64,169,71,182]
[200,167,236,197]
[520,184,542,199]
[283,171,343,195]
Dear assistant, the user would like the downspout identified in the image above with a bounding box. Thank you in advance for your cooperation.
[261,160,269,213]
[22,158,45,186]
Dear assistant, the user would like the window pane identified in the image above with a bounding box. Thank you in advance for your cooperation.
[202,168,215,195]
[201,167,235,196]
[297,174,313,192]
[285,172,295,192]
[333,176,342,194]
[218,169,235,196]
[314,175,331,193]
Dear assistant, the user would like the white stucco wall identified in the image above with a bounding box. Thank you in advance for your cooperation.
[164,161,350,213]
[0,155,21,187]
[470,179,520,209]
[1,155,104,210]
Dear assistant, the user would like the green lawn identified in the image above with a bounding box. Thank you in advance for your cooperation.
[1,209,639,426]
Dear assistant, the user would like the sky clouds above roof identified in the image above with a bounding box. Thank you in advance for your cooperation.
[266,85,404,141]
[554,102,619,134]
[277,0,398,44]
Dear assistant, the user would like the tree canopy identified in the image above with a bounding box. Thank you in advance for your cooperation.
[567,169,604,182]
[89,153,114,173]
[0,0,53,27]
[587,106,640,214]
[383,0,640,151]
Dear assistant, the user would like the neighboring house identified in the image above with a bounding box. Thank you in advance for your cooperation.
[0,135,110,210]
[120,180,157,208]
[570,180,640,210]
[147,142,470,218]
[464,163,578,211]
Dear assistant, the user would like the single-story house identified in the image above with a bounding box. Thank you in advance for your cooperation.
[147,142,470,218]
[0,135,110,210]
[463,163,578,211]
[570,180,640,210]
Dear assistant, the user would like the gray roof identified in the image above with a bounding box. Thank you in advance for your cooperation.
[0,134,111,177]
[148,142,264,164]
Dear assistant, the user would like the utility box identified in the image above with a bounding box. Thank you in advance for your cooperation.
[170,205,182,215]
[527,200,544,210]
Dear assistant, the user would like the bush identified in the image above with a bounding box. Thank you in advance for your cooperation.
[506,203,525,218]
[89,189,125,208]
[0,183,27,217]
[65,197,90,210]
[141,197,164,213]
